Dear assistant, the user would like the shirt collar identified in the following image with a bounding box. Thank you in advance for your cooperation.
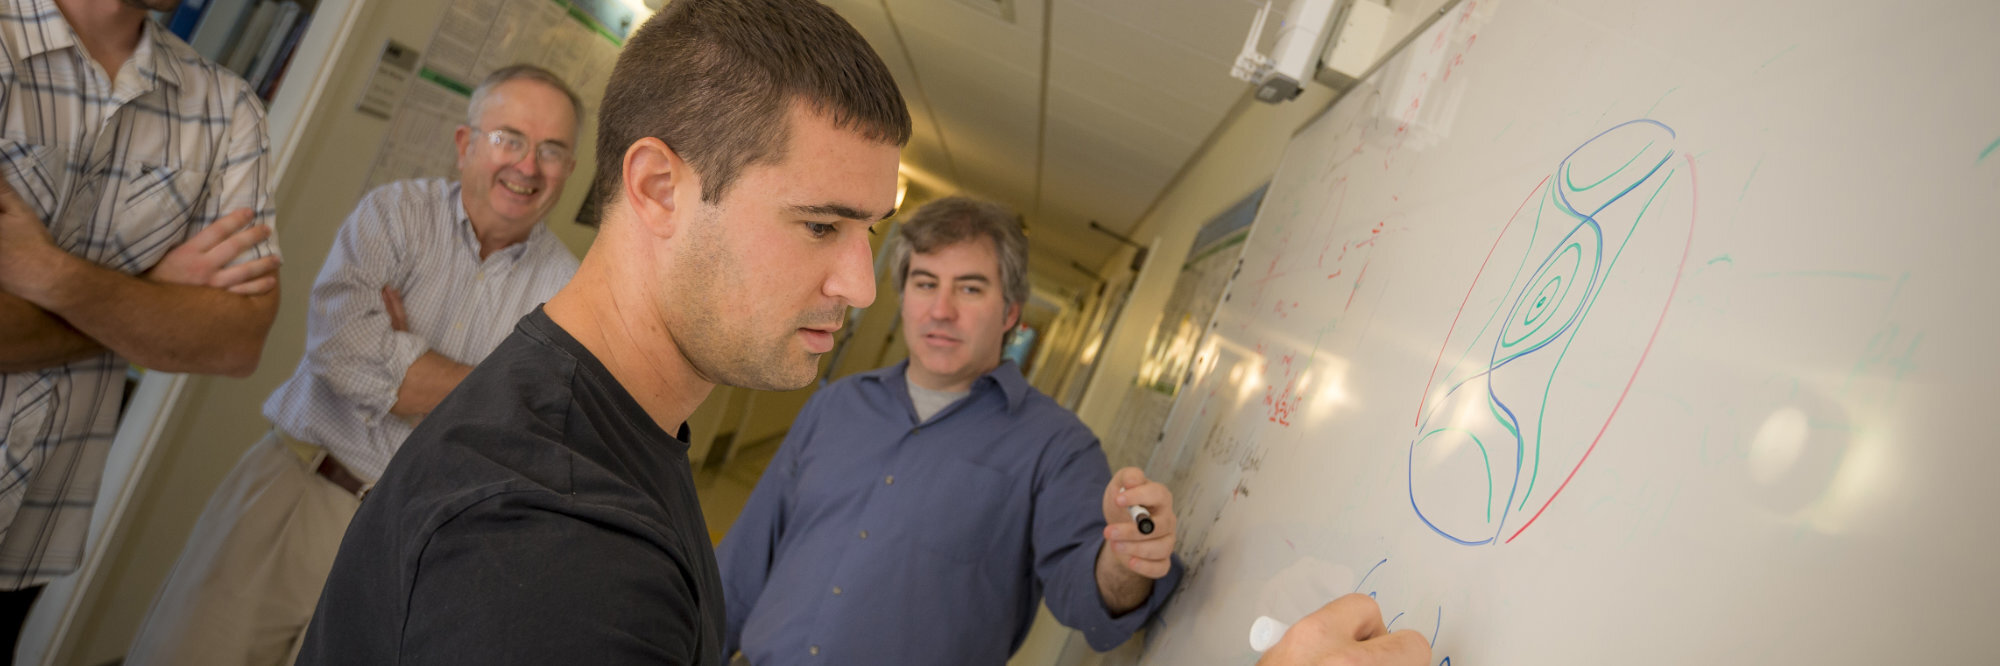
[138,17,182,90]
[5,0,78,61]
[450,180,540,263]
[866,358,1030,415]
[3,1,179,90]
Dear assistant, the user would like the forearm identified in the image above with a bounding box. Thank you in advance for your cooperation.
[0,291,107,372]
[1094,541,1154,615]
[391,351,473,417]
[13,250,275,377]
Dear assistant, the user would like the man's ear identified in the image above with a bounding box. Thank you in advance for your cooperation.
[620,137,694,239]
[1004,301,1022,332]
[454,125,473,170]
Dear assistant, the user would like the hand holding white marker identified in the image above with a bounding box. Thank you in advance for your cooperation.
[1249,615,1291,652]
[1251,594,1430,666]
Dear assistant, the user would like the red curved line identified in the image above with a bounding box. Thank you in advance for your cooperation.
[1506,154,1697,543]
[1415,175,1551,427]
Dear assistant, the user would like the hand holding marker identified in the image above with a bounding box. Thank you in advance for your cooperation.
[1249,595,1432,665]
[1101,467,1175,579]
[1128,504,1154,534]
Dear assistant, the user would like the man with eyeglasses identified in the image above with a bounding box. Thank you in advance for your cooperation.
[126,64,584,666]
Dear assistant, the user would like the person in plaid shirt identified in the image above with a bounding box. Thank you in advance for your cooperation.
[0,0,283,655]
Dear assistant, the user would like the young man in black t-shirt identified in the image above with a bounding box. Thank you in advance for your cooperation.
[295,1,911,663]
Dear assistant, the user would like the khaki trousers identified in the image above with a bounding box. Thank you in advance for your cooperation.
[125,431,362,666]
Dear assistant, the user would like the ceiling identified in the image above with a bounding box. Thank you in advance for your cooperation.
[821,0,1267,296]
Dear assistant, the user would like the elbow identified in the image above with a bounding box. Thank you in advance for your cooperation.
[216,339,266,378]
[151,338,265,378]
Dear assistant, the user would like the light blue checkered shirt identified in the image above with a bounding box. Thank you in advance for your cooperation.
[262,178,577,483]
[0,1,277,588]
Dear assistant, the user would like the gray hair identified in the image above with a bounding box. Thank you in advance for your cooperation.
[889,196,1030,312]
[465,64,586,136]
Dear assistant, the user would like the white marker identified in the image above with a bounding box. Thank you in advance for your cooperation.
[1249,615,1291,652]
[1127,505,1154,534]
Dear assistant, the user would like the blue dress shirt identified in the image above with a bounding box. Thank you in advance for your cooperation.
[718,360,1183,665]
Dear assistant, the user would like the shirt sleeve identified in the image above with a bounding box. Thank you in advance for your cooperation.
[1031,424,1185,651]
[194,81,280,262]
[714,391,822,658]
[401,493,705,665]
[299,185,431,422]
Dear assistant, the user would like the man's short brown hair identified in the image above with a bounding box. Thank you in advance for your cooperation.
[889,196,1030,313]
[582,0,911,227]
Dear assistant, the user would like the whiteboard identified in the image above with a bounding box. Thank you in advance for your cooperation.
[1104,188,1264,472]
[1128,1,2000,664]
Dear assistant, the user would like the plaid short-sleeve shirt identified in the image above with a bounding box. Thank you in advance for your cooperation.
[0,0,278,588]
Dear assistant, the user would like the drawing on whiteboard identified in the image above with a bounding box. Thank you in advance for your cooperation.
[1348,557,1452,665]
[1408,119,1698,546]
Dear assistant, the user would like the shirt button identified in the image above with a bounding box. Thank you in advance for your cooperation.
[810,646,820,656]
[858,530,868,539]
[885,475,894,485]
[832,586,842,595]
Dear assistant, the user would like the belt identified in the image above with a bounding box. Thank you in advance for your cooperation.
[277,431,372,498]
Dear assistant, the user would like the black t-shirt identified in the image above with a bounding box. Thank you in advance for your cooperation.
[298,308,725,666]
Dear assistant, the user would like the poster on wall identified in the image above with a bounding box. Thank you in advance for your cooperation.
[361,0,632,194]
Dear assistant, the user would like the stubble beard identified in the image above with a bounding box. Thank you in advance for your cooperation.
[670,207,822,392]
[123,0,182,13]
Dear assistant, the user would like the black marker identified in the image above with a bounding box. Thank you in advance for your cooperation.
[1128,505,1155,535]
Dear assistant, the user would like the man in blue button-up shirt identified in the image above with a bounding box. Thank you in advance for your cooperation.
[718,196,1185,665]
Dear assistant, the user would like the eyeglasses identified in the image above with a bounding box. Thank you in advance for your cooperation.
[471,126,574,168]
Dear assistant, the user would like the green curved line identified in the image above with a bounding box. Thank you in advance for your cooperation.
[1492,228,1597,367]
[1519,169,1677,509]
[1563,141,1655,193]
[1500,242,1582,349]
[1441,190,1549,392]
[1425,427,1496,522]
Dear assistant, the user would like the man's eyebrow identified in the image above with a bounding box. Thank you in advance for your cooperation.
[790,203,892,221]
[954,274,992,283]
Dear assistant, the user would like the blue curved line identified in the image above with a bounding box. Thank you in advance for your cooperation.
[1483,366,1525,543]
[1353,558,1390,593]
[1561,140,1653,192]
[1496,208,1600,368]
[1488,210,1604,369]
[1408,439,1495,546]
[1387,612,1406,630]
[1557,119,1677,217]
[1487,119,1670,537]
[1411,119,1677,547]
[1491,120,1672,371]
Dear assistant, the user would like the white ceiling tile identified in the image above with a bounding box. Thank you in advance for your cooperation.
[1049,3,1248,116]
[1063,0,1265,63]
[1046,48,1224,139]
[883,0,1045,71]
[949,147,1036,211]
[1040,124,1177,214]
[1045,88,1199,167]
[1028,221,1120,273]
